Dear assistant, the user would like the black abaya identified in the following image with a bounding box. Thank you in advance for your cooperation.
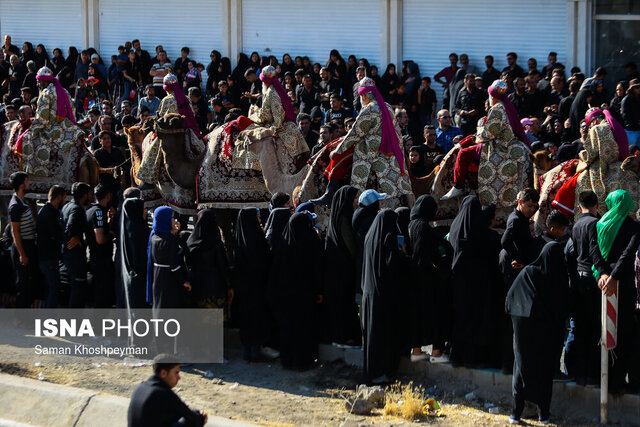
[119,198,149,309]
[234,208,270,354]
[408,195,451,350]
[186,209,230,307]
[274,212,323,369]
[324,186,360,345]
[361,210,404,381]
[352,202,380,293]
[506,242,569,414]
[449,196,502,367]
[151,233,188,317]
[264,208,291,250]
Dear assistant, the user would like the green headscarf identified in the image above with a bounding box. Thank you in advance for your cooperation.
[592,189,635,277]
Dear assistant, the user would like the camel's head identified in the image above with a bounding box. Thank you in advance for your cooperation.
[622,156,640,176]
[156,113,185,132]
[124,125,146,149]
[531,150,555,171]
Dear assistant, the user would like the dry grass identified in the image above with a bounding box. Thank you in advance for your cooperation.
[383,381,426,421]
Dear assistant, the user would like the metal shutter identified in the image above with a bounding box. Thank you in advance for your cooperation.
[403,0,568,99]
[242,0,384,68]
[0,0,84,57]
[98,0,224,83]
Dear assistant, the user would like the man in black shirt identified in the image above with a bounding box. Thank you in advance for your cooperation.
[187,87,209,135]
[207,97,227,131]
[37,185,66,308]
[316,67,340,111]
[525,75,545,118]
[8,172,37,308]
[132,39,152,85]
[86,184,115,308]
[499,188,539,373]
[324,92,350,124]
[93,131,125,205]
[128,354,207,427]
[173,47,191,86]
[508,77,529,119]
[297,113,317,153]
[564,191,606,386]
[482,55,501,90]
[295,75,318,115]
[418,77,437,127]
[90,115,126,150]
[61,182,91,308]
[502,52,524,79]
[311,124,332,157]
[422,125,444,173]
[455,73,486,136]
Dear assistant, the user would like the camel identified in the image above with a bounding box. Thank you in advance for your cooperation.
[245,129,310,197]
[0,120,99,230]
[533,155,640,234]
[124,121,163,208]
[155,114,205,190]
[431,138,532,227]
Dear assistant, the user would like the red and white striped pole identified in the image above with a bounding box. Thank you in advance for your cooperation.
[601,288,618,424]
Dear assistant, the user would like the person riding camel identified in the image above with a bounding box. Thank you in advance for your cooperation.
[552,107,637,218]
[16,66,83,177]
[137,73,202,190]
[312,76,412,205]
[233,65,309,172]
[441,79,529,205]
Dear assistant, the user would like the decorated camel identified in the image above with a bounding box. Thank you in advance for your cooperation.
[430,135,532,226]
[533,109,640,232]
[0,119,99,229]
[127,115,303,212]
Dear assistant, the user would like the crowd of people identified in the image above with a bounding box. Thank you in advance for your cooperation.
[2,34,640,425]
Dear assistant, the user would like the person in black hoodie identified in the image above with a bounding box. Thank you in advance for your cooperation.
[506,242,569,424]
[324,186,360,347]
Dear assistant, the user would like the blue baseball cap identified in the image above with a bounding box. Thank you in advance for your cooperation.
[295,201,318,219]
[359,189,387,207]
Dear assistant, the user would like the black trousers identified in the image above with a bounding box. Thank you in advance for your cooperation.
[89,259,115,308]
[11,240,37,308]
[564,273,601,382]
[62,250,87,308]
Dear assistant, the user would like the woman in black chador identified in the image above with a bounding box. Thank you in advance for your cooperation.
[324,186,360,346]
[186,209,231,308]
[119,197,149,309]
[274,212,323,370]
[234,208,271,362]
[361,209,404,384]
[448,196,501,368]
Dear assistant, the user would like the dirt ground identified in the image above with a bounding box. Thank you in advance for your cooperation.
[0,337,596,427]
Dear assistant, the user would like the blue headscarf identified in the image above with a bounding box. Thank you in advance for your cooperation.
[146,206,174,305]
